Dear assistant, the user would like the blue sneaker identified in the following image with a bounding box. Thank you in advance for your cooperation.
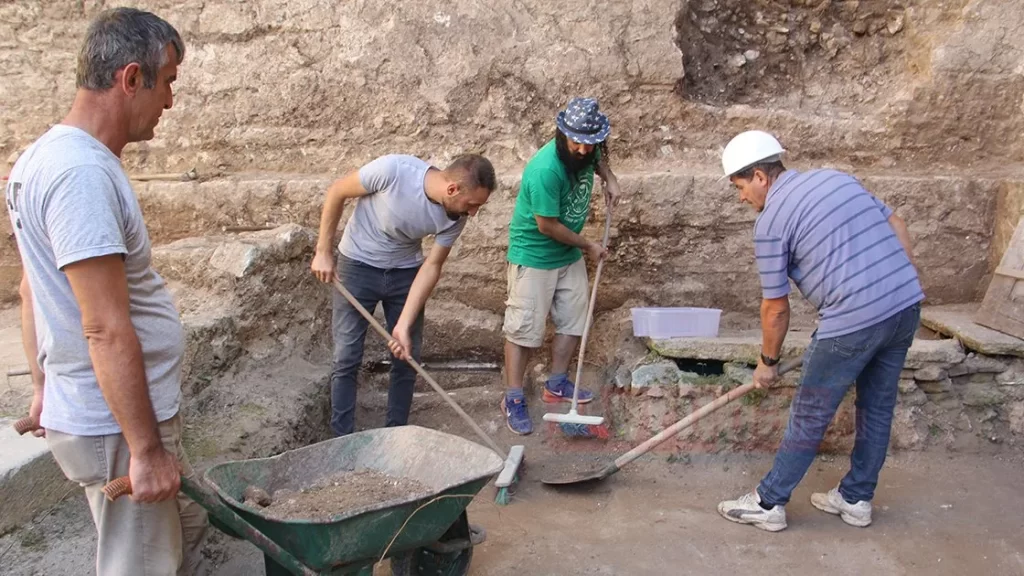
[542,373,594,404]
[502,389,533,435]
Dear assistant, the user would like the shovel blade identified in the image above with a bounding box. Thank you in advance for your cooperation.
[540,463,615,486]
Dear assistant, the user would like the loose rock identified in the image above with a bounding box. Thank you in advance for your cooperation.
[243,485,272,507]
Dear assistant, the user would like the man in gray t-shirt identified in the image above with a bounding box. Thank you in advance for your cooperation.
[311,153,496,436]
[5,8,207,575]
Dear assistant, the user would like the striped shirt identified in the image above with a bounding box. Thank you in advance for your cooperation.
[754,169,924,339]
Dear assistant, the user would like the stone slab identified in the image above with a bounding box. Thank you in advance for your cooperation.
[0,418,76,535]
[904,339,965,368]
[648,330,813,364]
[650,330,964,369]
[920,303,1024,357]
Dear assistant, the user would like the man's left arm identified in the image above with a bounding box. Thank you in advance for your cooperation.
[752,232,791,388]
[388,243,453,361]
[19,271,45,437]
[595,153,621,207]
[755,296,791,388]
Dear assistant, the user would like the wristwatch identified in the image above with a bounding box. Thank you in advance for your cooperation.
[760,352,780,367]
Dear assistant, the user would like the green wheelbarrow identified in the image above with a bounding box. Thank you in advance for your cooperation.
[103,425,504,575]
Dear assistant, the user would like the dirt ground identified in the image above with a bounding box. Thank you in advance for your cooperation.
[2,450,1022,575]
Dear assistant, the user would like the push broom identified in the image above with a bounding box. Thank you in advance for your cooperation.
[541,203,612,439]
[331,277,525,505]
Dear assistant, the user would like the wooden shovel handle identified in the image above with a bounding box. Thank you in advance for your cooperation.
[613,357,803,470]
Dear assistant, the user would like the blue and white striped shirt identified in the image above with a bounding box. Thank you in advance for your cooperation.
[754,169,924,339]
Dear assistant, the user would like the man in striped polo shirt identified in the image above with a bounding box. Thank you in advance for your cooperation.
[715,130,924,532]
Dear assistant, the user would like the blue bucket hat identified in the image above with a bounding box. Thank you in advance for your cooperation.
[556,97,611,145]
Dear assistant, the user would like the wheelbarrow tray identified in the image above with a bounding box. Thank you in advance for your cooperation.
[203,425,504,573]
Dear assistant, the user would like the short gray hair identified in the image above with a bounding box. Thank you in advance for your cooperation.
[77,8,185,91]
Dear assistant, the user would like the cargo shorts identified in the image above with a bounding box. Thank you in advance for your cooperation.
[502,258,589,348]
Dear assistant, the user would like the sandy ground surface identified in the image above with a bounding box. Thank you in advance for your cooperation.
[2,450,1022,575]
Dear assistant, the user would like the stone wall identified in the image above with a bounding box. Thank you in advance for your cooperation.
[616,333,1024,454]
[3,0,1024,354]
[3,171,1004,357]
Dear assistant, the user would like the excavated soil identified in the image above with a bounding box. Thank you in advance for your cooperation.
[531,453,611,483]
[258,470,428,521]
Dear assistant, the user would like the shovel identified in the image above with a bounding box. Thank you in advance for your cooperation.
[540,356,803,486]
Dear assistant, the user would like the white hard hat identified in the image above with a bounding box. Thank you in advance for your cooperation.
[720,130,786,179]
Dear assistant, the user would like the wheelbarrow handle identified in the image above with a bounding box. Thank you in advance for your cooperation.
[12,417,315,575]
[13,415,37,435]
[102,476,318,576]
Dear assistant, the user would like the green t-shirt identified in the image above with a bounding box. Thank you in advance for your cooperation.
[507,140,597,269]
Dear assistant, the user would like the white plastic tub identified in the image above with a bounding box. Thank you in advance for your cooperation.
[631,307,722,339]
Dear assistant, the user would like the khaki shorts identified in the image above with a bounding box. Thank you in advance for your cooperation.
[503,259,589,348]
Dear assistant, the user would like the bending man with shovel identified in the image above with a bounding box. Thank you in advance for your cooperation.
[716,130,924,532]
[311,153,496,437]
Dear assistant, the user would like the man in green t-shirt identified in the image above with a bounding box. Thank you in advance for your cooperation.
[501,97,621,435]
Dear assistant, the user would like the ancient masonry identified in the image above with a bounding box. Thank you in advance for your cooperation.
[609,305,1024,454]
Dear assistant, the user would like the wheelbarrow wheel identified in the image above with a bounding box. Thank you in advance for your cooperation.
[389,546,472,576]
[389,512,483,576]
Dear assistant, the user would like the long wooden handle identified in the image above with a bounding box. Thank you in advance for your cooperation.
[331,277,505,456]
[612,357,803,469]
[570,206,613,409]
[103,475,317,576]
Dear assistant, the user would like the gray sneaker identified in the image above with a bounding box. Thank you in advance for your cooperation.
[717,490,787,532]
[811,487,872,527]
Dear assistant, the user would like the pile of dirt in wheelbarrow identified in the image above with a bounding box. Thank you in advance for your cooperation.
[249,470,429,521]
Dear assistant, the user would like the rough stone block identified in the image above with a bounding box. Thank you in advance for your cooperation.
[1010,402,1024,435]
[900,369,917,379]
[918,377,952,394]
[631,361,681,392]
[947,354,1009,377]
[614,365,631,389]
[724,362,755,384]
[898,379,919,394]
[648,331,812,364]
[900,389,928,407]
[963,383,1006,407]
[903,339,965,369]
[995,360,1024,385]
[890,406,924,450]
[914,365,948,381]
[0,419,77,535]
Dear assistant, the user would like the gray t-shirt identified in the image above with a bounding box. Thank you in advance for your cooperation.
[5,125,184,436]
[337,155,468,269]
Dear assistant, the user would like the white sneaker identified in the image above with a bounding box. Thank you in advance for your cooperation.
[811,487,872,527]
[717,490,787,532]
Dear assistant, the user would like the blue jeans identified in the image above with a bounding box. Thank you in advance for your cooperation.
[758,302,921,506]
[330,254,424,437]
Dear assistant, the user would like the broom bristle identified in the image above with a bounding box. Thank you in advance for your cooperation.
[495,473,519,506]
[557,422,610,439]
